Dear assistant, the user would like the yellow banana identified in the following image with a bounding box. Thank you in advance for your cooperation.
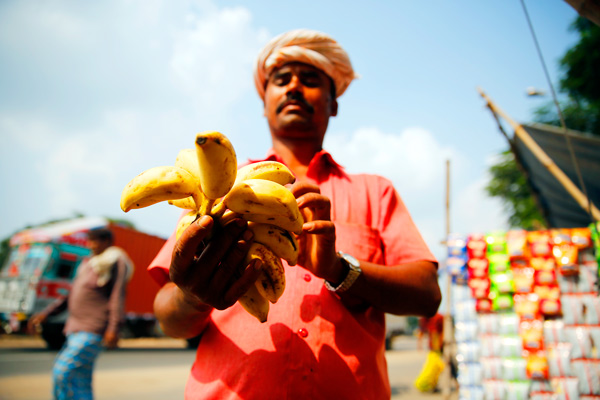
[168,196,197,210]
[120,166,202,212]
[238,283,270,323]
[224,179,302,226]
[245,243,286,304]
[195,131,237,214]
[241,213,304,235]
[175,148,202,180]
[235,161,296,186]
[248,222,298,266]
[175,211,199,240]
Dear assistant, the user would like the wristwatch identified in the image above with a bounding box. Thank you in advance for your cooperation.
[325,251,362,293]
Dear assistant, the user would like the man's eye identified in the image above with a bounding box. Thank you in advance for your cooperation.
[272,75,290,86]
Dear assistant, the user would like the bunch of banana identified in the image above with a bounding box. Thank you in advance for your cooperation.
[120,130,303,323]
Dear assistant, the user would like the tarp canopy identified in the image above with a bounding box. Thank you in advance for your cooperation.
[513,123,600,228]
[479,88,600,228]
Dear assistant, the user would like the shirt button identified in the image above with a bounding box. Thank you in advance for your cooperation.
[298,328,308,338]
[304,274,311,282]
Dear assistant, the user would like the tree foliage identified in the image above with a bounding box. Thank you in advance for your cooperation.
[486,16,600,229]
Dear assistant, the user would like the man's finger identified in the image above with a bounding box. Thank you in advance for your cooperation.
[171,215,214,275]
[290,181,320,198]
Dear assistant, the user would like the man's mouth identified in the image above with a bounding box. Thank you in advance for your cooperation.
[276,97,314,114]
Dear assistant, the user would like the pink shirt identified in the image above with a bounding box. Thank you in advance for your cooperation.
[148,149,436,400]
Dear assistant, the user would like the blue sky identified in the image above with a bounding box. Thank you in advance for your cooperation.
[0,1,579,260]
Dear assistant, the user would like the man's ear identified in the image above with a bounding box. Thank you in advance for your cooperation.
[331,99,338,117]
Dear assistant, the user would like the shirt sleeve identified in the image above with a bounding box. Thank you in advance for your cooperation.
[376,176,438,267]
[147,231,176,287]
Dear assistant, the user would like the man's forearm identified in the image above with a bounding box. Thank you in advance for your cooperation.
[341,260,441,317]
[153,282,213,339]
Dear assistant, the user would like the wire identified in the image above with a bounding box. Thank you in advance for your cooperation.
[519,0,595,223]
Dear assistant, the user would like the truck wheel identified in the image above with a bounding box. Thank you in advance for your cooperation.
[41,323,66,350]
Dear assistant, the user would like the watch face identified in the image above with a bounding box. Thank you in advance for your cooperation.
[339,252,360,269]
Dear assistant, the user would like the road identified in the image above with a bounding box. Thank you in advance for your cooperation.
[0,334,455,400]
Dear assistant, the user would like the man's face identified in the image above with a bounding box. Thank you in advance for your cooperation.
[263,62,337,140]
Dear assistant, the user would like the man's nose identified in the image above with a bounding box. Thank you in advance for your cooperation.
[285,75,303,93]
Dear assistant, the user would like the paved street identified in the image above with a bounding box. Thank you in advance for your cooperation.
[0,334,455,400]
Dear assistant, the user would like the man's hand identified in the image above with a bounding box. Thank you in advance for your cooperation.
[104,331,119,349]
[26,312,47,335]
[169,214,263,312]
[291,182,345,284]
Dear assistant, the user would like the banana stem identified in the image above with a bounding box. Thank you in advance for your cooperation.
[199,198,216,216]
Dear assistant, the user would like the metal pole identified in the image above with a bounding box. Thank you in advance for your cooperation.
[442,159,454,399]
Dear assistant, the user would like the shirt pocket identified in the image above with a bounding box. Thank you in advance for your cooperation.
[334,221,384,264]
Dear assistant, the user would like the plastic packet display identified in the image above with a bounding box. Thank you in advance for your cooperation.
[582,294,600,325]
[551,377,580,400]
[480,334,502,358]
[467,233,487,259]
[482,380,504,400]
[525,350,549,380]
[447,233,467,257]
[553,243,579,276]
[468,277,490,299]
[499,335,524,358]
[489,253,510,274]
[454,299,478,322]
[507,229,530,260]
[561,295,586,325]
[572,359,600,395]
[514,293,540,320]
[467,257,489,279]
[529,231,552,257]
[486,230,507,255]
[520,319,544,351]
[505,380,531,400]
[498,313,520,335]
[571,227,591,249]
[456,341,481,363]
[565,326,595,359]
[480,356,503,380]
[543,319,566,345]
[478,313,499,335]
[531,257,556,271]
[534,269,558,286]
[513,266,535,293]
[447,255,467,276]
[454,321,479,343]
[459,384,485,400]
[457,362,483,387]
[491,291,514,312]
[502,357,528,381]
[547,343,573,378]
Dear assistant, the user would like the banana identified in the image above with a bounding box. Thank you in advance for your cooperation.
[235,161,296,186]
[224,178,302,226]
[242,213,304,235]
[120,166,202,212]
[175,211,200,239]
[238,283,270,323]
[175,148,202,180]
[245,243,286,303]
[248,222,298,266]
[168,196,197,210]
[195,131,238,214]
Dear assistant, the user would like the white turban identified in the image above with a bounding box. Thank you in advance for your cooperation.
[254,29,358,100]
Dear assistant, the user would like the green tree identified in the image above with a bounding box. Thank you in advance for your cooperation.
[485,16,600,229]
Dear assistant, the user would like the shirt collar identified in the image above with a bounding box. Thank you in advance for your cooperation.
[248,148,349,182]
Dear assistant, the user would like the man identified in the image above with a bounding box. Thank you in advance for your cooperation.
[28,227,133,400]
[150,29,441,399]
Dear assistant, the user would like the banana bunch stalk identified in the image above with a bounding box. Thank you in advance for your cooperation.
[120,131,303,323]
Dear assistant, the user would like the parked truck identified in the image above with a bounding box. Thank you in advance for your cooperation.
[0,216,166,349]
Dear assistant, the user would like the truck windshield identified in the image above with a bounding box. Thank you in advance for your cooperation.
[0,244,53,279]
